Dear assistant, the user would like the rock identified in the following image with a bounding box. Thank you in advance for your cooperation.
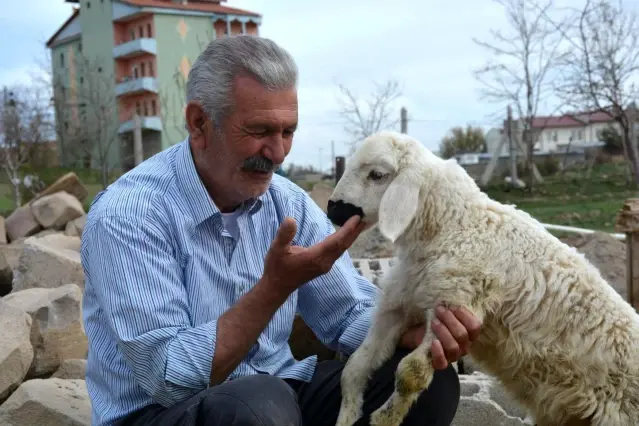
[30,191,85,230]
[452,373,532,426]
[3,284,87,377]
[33,172,88,203]
[52,359,86,380]
[4,204,42,243]
[0,378,90,426]
[0,250,13,297]
[26,233,81,253]
[0,301,33,401]
[65,216,87,238]
[0,216,7,244]
[11,239,84,292]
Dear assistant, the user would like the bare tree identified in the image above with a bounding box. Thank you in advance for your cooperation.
[473,0,567,189]
[54,54,121,188]
[335,79,402,154]
[544,0,639,183]
[0,85,49,207]
[159,70,188,141]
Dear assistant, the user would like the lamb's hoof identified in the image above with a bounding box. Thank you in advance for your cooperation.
[370,406,402,426]
[335,408,360,426]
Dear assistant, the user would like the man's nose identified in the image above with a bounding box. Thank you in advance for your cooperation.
[262,135,286,165]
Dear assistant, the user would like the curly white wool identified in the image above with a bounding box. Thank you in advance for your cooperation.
[328,131,639,426]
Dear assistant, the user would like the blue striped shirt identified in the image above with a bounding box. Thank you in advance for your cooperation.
[80,138,380,426]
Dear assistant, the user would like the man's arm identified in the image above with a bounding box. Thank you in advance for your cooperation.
[83,214,290,406]
[291,192,381,355]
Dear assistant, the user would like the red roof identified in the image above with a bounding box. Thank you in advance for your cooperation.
[530,111,615,129]
[120,0,261,17]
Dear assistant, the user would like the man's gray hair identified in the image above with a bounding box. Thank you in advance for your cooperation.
[186,35,298,127]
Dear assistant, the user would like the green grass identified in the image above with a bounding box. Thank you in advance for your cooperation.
[483,162,637,233]
[0,183,105,216]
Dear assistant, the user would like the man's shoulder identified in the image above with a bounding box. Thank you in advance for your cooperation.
[86,144,182,228]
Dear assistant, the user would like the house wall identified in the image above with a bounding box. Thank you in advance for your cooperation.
[77,0,121,170]
[153,13,216,148]
[535,121,619,152]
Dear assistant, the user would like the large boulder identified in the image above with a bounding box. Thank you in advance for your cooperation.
[30,191,85,230]
[11,239,84,292]
[3,284,87,377]
[52,359,87,380]
[452,372,532,426]
[0,301,33,401]
[4,204,42,243]
[0,378,90,426]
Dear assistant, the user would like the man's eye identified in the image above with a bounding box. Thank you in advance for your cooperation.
[368,170,386,181]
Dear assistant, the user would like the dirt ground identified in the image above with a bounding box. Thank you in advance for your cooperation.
[349,227,628,301]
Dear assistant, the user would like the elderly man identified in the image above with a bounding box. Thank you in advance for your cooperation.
[81,35,481,426]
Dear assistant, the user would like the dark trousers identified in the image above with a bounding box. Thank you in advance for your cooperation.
[120,349,460,426]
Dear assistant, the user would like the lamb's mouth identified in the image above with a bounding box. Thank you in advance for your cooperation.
[326,199,365,227]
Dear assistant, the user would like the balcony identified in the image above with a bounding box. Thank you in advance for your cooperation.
[113,38,157,59]
[118,116,162,134]
[115,77,158,97]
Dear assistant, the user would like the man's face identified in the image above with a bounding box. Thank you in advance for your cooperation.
[186,74,298,211]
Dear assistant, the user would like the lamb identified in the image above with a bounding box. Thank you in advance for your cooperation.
[325,130,639,426]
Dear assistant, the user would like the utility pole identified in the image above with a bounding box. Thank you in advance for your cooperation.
[318,147,323,173]
[400,107,408,133]
[133,113,143,167]
[507,104,518,183]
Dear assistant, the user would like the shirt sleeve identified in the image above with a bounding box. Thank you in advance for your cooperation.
[82,214,216,407]
[291,190,381,355]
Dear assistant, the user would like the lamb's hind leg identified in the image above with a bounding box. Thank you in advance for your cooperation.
[370,309,437,426]
[336,305,406,426]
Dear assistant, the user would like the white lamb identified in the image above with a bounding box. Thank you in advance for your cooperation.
[325,131,639,426]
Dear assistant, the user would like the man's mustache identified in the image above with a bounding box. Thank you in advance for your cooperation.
[241,155,281,173]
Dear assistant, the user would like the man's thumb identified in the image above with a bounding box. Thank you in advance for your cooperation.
[273,217,297,248]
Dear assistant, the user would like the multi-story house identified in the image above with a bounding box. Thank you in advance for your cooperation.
[529,111,617,153]
[46,0,262,170]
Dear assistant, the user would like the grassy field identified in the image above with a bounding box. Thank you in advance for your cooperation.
[300,162,638,234]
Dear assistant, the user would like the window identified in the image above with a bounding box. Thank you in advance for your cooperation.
[148,61,154,77]
[140,62,146,77]
[147,23,152,38]
[130,29,135,41]
[143,101,148,116]
[78,43,82,52]
[552,131,558,142]
[577,130,583,140]
[98,67,102,73]
[86,1,90,8]
[151,99,157,115]
[139,26,143,38]
[135,102,141,115]
[60,52,64,66]
[133,66,138,79]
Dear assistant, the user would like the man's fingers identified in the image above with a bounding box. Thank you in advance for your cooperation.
[273,217,297,249]
[431,315,462,362]
[452,306,482,343]
[435,306,470,352]
[430,339,448,370]
[308,215,364,259]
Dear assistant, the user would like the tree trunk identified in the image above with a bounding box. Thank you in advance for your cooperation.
[12,179,22,209]
[101,164,109,190]
[620,122,639,185]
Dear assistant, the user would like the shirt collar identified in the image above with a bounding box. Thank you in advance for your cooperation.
[175,138,265,225]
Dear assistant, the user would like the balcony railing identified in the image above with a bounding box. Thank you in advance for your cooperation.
[113,38,157,59]
[115,77,158,97]
[118,116,162,133]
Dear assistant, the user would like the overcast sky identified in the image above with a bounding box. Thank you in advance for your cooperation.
[0,0,635,170]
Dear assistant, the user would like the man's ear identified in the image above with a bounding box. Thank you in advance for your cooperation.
[185,102,208,148]
[378,171,421,243]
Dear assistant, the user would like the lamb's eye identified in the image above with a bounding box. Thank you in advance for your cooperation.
[368,170,386,181]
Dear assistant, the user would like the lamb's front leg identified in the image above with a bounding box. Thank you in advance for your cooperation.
[369,308,437,426]
[336,305,406,426]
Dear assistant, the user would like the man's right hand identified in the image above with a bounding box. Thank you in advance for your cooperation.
[262,215,366,297]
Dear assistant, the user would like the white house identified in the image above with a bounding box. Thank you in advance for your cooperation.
[527,111,616,152]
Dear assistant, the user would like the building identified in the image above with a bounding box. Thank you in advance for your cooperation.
[46,0,262,171]
[529,111,616,153]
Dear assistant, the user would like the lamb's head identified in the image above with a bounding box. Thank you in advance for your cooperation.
[328,131,444,243]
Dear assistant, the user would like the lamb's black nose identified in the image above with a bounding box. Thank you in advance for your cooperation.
[327,200,364,227]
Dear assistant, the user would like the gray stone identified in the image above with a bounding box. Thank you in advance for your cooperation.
[52,359,87,380]
[0,301,33,401]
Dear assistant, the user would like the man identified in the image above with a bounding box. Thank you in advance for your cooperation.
[81,35,481,426]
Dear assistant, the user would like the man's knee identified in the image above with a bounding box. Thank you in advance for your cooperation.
[199,374,301,426]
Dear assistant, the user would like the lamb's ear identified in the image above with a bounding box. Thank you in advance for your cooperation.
[378,171,421,243]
